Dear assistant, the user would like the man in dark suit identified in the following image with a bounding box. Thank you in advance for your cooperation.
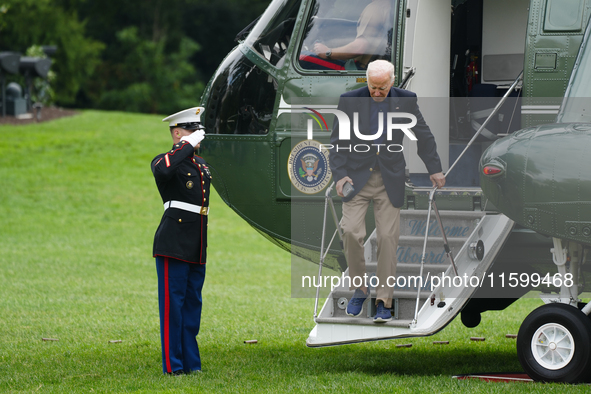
[329,60,445,322]
[151,107,211,374]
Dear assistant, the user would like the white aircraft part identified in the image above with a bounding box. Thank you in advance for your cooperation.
[482,0,529,85]
[402,0,450,174]
[307,213,514,347]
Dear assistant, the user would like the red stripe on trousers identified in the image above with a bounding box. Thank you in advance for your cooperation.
[164,257,172,373]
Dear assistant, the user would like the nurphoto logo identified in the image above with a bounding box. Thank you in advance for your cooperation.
[304,108,418,153]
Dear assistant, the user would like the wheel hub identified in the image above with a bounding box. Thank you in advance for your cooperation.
[531,322,575,370]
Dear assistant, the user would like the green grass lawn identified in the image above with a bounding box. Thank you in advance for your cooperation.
[0,111,588,393]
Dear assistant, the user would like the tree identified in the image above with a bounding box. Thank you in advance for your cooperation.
[78,0,205,113]
[0,0,104,105]
[94,26,203,114]
[185,0,271,78]
[1,0,273,112]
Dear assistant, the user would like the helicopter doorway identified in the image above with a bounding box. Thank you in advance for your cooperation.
[450,0,528,98]
[432,0,528,187]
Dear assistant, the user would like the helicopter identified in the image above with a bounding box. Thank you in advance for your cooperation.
[197,0,591,383]
[479,21,591,382]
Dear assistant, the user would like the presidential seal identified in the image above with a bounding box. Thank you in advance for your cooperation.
[287,140,332,194]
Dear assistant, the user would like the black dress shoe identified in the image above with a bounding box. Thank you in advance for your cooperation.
[166,370,185,376]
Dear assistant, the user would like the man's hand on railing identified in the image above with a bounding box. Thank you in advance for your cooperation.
[430,172,445,189]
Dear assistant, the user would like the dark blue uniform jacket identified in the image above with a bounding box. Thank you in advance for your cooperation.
[152,140,211,264]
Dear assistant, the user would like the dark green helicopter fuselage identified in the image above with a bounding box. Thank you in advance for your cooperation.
[198,0,591,270]
[481,15,591,248]
[481,123,591,247]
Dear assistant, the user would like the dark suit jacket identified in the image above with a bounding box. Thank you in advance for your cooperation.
[151,141,211,264]
[329,86,442,208]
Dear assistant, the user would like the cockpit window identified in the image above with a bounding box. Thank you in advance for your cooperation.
[244,0,300,67]
[298,0,395,71]
[203,50,277,135]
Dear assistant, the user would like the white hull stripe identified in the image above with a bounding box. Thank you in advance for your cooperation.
[521,105,560,115]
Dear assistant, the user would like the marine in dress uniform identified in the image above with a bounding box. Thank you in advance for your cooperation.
[151,107,211,374]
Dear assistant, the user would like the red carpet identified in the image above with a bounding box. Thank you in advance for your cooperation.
[453,372,533,383]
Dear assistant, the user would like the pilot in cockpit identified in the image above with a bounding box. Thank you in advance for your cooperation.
[299,0,392,71]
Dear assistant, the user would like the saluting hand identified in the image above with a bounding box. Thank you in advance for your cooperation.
[181,129,206,148]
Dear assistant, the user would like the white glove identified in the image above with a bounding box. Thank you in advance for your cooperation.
[181,129,205,147]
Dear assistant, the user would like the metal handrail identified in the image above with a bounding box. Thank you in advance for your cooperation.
[314,182,344,319]
[446,71,523,178]
[412,71,524,325]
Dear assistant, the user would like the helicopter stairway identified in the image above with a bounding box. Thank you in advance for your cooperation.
[307,205,514,347]
[307,72,521,347]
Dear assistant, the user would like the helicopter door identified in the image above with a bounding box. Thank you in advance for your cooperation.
[523,0,591,128]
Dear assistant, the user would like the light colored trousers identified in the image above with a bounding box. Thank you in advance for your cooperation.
[341,171,400,308]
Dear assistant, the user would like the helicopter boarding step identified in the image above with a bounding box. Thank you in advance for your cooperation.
[307,210,514,347]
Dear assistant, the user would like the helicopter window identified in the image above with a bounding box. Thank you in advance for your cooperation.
[298,0,395,71]
[244,0,300,66]
[543,0,585,32]
[203,50,277,135]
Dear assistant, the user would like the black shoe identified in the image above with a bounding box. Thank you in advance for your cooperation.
[166,370,185,376]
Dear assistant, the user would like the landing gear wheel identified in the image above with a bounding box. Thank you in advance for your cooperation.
[517,303,591,383]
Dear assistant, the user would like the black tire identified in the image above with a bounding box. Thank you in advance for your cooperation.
[517,303,591,383]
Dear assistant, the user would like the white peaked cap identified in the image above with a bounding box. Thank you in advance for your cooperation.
[162,107,205,128]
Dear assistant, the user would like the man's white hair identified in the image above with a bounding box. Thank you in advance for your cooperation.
[366,60,395,83]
